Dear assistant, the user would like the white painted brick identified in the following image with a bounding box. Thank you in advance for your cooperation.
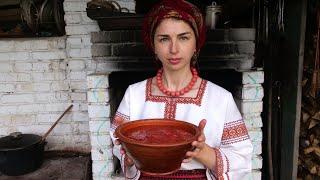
[37,113,72,123]
[68,48,92,58]
[243,113,263,128]
[17,124,52,134]
[251,170,262,180]
[0,115,12,126]
[239,100,263,114]
[51,61,67,71]
[14,63,32,72]
[91,148,113,161]
[89,120,110,135]
[82,36,92,46]
[13,41,32,50]
[32,62,51,72]
[13,52,30,61]
[70,92,86,101]
[72,134,90,144]
[72,112,89,122]
[16,83,50,92]
[17,104,46,113]
[48,38,66,49]
[0,63,12,72]
[88,90,109,103]
[69,71,86,80]
[87,74,109,89]
[65,13,82,24]
[79,103,88,111]
[63,1,85,12]
[0,41,14,51]
[248,130,262,142]
[88,104,111,118]
[0,53,10,61]
[65,25,99,35]
[92,160,114,178]
[45,103,73,112]
[0,105,18,114]
[252,155,262,169]
[1,94,34,103]
[32,51,66,60]
[30,40,49,50]
[32,72,66,81]
[236,84,264,100]
[11,114,36,125]
[73,122,90,134]
[70,81,87,90]
[16,73,32,82]
[67,37,82,48]
[0,73,16,82]
[90,134,112,147]
[252,141,262,155]
[15,83,34,92]
[51,81,70,91]
[33,83,51,91]
[242,71,264,85]
[0,84,15,92]
[52,123,73,135]
[35,92,69,102]
[68,60,85,70]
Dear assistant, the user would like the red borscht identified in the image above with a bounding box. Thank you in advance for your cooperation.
[124,125,194,144]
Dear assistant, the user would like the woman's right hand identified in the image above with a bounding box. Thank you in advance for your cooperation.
[114,138,135,167]
[112,116,135,167]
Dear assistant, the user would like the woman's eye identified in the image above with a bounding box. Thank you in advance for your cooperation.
[159,38,169,42]
[180,36,189,41]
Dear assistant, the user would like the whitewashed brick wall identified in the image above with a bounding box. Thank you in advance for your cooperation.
[236,70,264,180]
[0,37,91,151]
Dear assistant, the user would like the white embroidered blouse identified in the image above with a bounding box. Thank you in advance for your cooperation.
[110,78,253,180]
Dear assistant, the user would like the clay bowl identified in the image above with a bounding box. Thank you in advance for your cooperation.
[115,119,200,175]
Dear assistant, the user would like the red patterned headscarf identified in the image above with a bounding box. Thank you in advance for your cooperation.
[142,0,206,53]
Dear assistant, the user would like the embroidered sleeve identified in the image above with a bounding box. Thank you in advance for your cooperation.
[210,93,253,180]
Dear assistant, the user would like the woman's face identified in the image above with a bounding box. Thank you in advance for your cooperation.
[153,18,196,71]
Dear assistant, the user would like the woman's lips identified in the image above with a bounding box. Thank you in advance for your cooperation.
[168,58,181,65]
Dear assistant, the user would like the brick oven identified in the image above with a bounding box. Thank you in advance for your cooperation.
[0,0,263,179]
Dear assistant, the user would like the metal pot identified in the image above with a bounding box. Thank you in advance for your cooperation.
[0,132,45,176]
[0,104,73,176]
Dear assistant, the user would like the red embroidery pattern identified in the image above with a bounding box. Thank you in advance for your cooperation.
[140,169,207,179]
[221,120,249,145]
[221,150,230,180]
[111,111,130,129]
[213,148,224,180]
[145,78,207,119]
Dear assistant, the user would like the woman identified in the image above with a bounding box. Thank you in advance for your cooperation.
[110,0,253,179]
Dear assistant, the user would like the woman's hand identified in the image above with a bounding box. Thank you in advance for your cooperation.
[114,138,135,167]
[113,118,134,167]
[183,119,216,169]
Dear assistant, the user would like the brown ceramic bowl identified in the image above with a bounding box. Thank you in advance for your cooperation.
[115,119,200,175]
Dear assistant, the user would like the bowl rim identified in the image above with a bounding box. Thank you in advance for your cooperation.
[115,119,201,147]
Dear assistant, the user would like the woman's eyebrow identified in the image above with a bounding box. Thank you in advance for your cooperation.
[156,32,192,37]
[177,32,192,36]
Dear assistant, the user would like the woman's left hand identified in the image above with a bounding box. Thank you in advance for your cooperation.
[183,119,207,163]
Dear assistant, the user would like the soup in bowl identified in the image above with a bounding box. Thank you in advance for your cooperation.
[115,119,200,175]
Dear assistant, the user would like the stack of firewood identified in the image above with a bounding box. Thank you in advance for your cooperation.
[298,5,320,180]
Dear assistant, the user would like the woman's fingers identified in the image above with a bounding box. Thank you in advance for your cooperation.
[124,155,134,167]
[198,119,206,132]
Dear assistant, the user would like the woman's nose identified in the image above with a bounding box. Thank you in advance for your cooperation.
[170,40,178,54]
